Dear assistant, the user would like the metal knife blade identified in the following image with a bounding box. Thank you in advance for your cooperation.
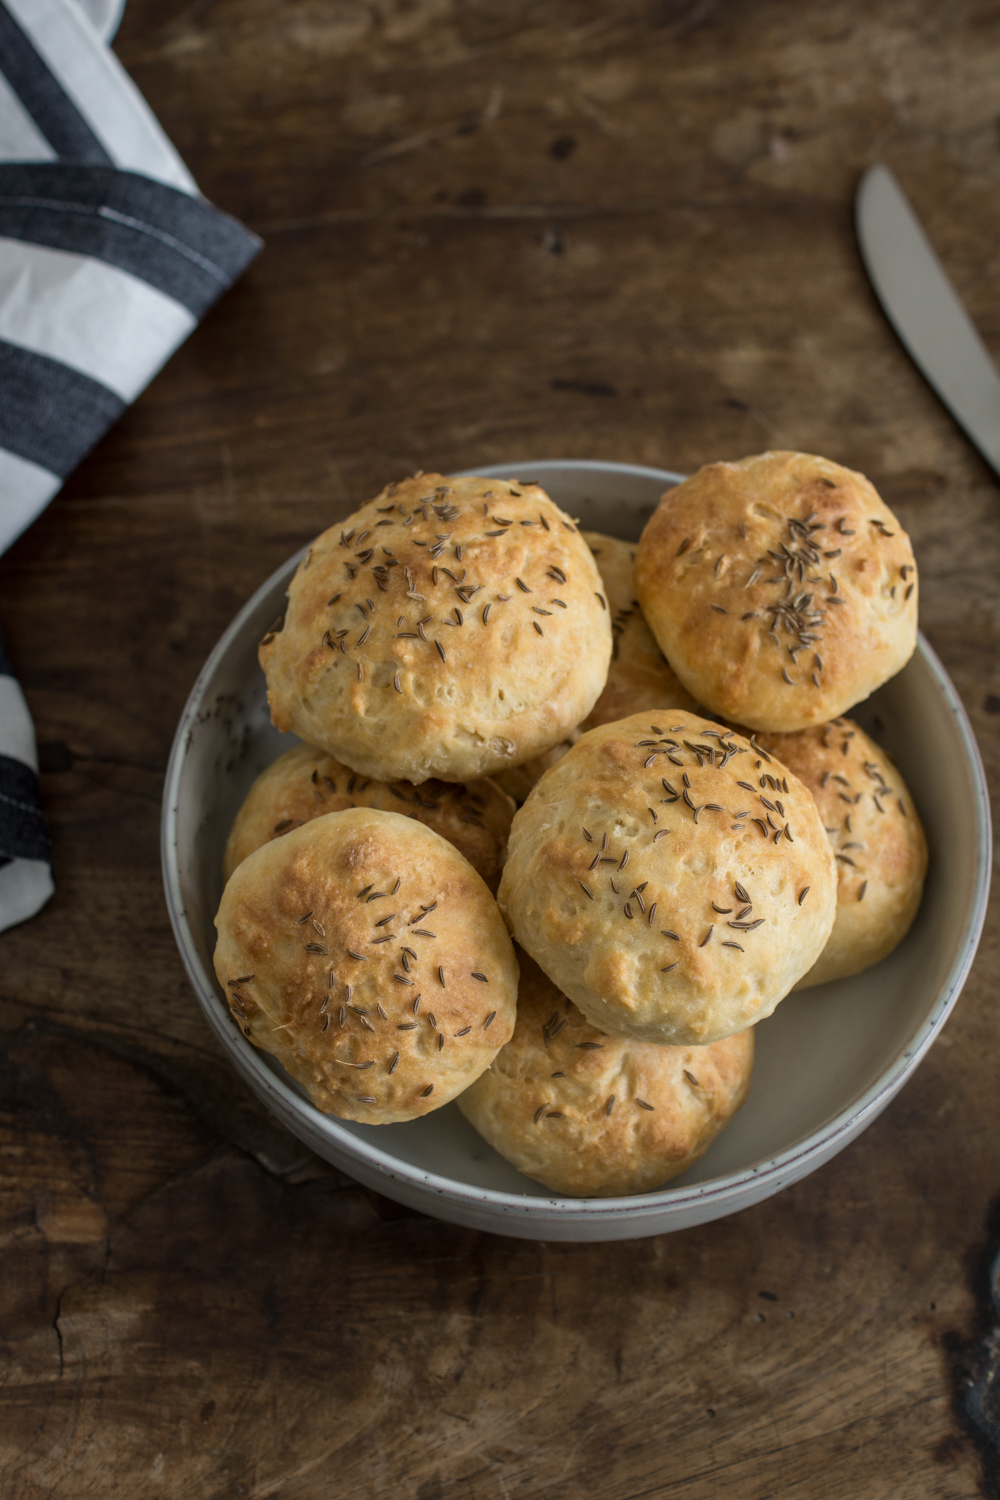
[856,163,1000,477]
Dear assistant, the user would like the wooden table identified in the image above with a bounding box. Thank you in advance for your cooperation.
[2,1,999,1494]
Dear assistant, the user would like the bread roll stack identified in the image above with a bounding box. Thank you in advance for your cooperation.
[212,453,927,1200]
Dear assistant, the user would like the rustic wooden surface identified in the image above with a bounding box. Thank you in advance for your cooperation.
[2,0,1000,1495]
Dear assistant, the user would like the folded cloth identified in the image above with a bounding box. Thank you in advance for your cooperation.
[76,0,126,42]
[0,0,261,932]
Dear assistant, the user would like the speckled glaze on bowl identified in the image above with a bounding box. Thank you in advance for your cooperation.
[161,460,991,1241]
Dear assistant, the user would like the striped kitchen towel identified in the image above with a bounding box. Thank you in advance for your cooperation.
[75,0,126,42]
[0,0,261,932]
[0,625,52,927]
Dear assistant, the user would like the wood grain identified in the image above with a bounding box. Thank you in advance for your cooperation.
[2,0,1000,1494]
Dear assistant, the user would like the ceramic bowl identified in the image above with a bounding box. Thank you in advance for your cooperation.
[161,460,991,1241]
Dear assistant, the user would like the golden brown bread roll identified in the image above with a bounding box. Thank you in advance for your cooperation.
[495,532,696,802]
[491,731,579,804]
[222,742,515,891]
[259,473,613,782]
[497,710,837,1045]
[214,808,518,1123]
[457,952,754,1197]
[753,718,927,987]
[581,530,698,728]
[634,452,918,733]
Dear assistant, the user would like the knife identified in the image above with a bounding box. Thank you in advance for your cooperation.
[856,163,1000,478]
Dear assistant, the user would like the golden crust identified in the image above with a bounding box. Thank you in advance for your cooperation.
[634,452,918,733]
[581,531,698,728]
[497,710,837,1045]
[753,718,927,987]
[259,473,613,782]
[213,808,518,1124]
[494,532,696,803]
[457,952,754,1197]
[222,742,515,891]
[492,731,579,804]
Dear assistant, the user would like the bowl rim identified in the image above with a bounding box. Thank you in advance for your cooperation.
[161,458,992,1223]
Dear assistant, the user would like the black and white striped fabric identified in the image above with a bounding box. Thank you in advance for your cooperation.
[0,0,261,932]
[0,624,52,927]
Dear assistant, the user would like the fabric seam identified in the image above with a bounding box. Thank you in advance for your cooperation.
[0,788,46,818]
[0,193,230,282]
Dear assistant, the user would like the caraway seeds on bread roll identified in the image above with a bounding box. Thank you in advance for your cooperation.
[458,951,753,1197]
[754,717,927,987]
[259,473,613,783]
[495,531,697,801]
[214,807,518,1123]
[581,531,698,729]
[498,710,837,1045]
[223,742,515,891]
[635,452,917,733]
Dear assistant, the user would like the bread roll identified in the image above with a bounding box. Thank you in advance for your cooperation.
[498,710,837,1045]
[214,807,518,1123]
[492,732,579,804]
[635,452,918,732]
[754,718,927,987]
[259,473,612,782]
[581,530,697,728]
[458,951,753,1196]
[222,741,514,891]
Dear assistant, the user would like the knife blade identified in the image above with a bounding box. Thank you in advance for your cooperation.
[856,163,1000,477]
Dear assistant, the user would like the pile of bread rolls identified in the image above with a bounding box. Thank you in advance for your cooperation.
[214,453,927,1198]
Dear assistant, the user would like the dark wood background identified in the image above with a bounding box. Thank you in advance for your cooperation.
[2,1,999,1494]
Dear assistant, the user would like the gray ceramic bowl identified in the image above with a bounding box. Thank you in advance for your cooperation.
[161,460,991,1241]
